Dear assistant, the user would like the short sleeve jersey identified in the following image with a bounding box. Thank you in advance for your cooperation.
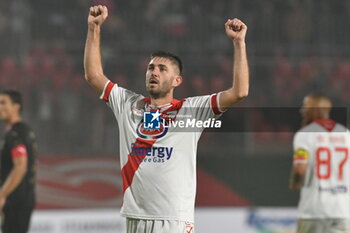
[293,120,350,219]
[0,122,37,203]
[101,81,224,222]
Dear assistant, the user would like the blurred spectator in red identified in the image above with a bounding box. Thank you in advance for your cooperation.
[0,58,21,90]
[284,4,312,61]
[111,74,127,88]
[190,75,208,96]
[92,0,115,11]
[330,60,350,103]
[271,51,295,105]
[209,75,226,94]
[159,0,188,37]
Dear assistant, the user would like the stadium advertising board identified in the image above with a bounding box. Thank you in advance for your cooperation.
[28,208,298,233]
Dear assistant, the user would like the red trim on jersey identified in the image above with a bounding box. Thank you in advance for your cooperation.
[143,97,151,104]
[161,99,186,121]
[167,99,185,111]
[11,144,28,159]
[211,94,222,115]
[102,82,115,102]
[122,138,156,192]
[294,157,308,161]
[314,119,336,132]
[170,99,184,106]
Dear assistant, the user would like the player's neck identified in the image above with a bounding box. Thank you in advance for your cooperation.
[150,96,174,107]
[314,114,330,121]
[6,115,21,128]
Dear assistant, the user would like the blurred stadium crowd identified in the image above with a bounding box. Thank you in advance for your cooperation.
[0,0,349,155]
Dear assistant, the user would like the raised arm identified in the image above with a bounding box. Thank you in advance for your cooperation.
[84,5,109,94]
[219,18,249,111]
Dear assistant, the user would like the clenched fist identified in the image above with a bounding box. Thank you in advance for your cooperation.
[225,18,247,43]
[88,5,108,26]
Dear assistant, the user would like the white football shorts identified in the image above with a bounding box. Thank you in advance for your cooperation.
[126,218,194,233]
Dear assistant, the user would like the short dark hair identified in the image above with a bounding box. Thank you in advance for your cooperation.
[150,51,183,75]
[0,90,23,112]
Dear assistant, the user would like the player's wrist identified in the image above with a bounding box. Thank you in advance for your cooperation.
[88,23,101,31]
[232,40,246,48]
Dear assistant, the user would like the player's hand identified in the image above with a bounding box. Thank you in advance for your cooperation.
[225,18,247,43]
[88,5,108,27]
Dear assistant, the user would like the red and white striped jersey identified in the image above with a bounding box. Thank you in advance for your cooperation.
[293,120,350,219]
[101,81,224,222]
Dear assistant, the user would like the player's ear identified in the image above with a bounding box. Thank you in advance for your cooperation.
[173,75,183,88]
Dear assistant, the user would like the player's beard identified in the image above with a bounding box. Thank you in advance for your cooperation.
[147,80,172,99]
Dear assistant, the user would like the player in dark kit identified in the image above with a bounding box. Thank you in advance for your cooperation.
[0,90,37,233]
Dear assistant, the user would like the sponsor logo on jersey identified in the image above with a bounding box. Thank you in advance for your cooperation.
[130,143,173,163]
[137,120,168,141]
[319,185,348,194]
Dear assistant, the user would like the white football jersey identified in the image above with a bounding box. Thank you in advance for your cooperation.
[293,120,350,219]
[100,81,224,222]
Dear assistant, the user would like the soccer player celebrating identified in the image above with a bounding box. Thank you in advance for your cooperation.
[290,94,350,233]
[84,5,249,233]
[0,90,37,233]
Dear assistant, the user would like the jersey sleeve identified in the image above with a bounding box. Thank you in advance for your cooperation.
[186,92,225,121]
[7,131,27,159]
[293,132,310,164]
[100,81,138,116]
[11,145,28,158]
